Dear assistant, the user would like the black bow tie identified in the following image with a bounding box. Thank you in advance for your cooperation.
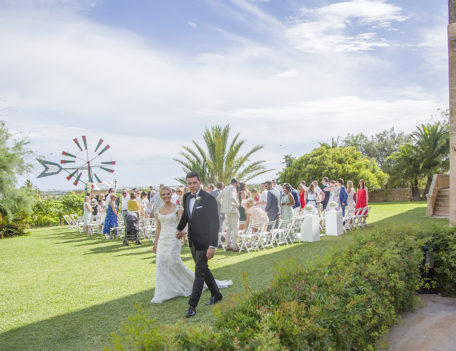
[189,194,197,199]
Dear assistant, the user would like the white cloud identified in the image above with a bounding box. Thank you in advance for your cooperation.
[287,0,407,53]
[188,21,198,28]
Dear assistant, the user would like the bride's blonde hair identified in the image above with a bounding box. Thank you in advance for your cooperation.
[160,186,173,199]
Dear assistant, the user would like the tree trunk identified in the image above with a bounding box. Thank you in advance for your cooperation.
[411,179,421,201]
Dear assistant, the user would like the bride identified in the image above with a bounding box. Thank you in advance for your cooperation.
[151,186,232,304]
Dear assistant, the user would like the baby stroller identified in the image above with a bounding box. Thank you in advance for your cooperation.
[124,210,141,245]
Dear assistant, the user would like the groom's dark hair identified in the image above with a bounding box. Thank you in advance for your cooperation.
[186,171,200,180]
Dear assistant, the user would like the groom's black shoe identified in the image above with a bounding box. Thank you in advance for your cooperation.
[186,306,196,318]
[205,294,223,306]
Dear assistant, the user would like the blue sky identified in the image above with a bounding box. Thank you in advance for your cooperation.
[0,0,450,190]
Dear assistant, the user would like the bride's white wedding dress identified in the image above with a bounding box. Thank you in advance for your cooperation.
[151,207,232,303]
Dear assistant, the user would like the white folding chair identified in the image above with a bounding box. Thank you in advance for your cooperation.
[258,221,276,249]
[238,223,262,253]
[275,219,293,246]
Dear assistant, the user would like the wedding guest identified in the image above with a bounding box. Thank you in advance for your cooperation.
[171,188,179,204]
[346,180,356,214]
[337,179,348,216]
[125,192,141,245]
[238,182,248,229]
[251,189,260,202]
[290,185,301,216]
[121,190,130,219]
[176,187,184,206]
[326,180,341,210]
[321,177,331,210]
[258,183,268,210]
[96,194,107,233]
[306,183,319,215]
[355,179,369,218]
[140,191,149,217]
[105,188,115,204]
[147,186,154,201]
[281,184,295,221]
[103,194,119,240]
[312,180,323,215]
[272,179,283,194]
[243,198,269,230]
[211,183,224,236]
[265,181,280,226]
[103,194,118,239]
[83,196,93,235]
[219,179,240,252]
[151,186,165,217]
[297,183,306,212]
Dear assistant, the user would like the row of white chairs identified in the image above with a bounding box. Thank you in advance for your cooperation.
[63,214,157,241]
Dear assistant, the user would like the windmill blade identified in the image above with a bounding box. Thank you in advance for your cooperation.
[101,161,116,165]
[95,138,104,152]
[60,160,76,164]
[94,173,102,183]
[73,173,82,186]
[100,166,115,173]
[98,144,110,156]
[37,159,63,178]
[62,151,77,158]
[73,138,83,151]
[66,169,78,180]
[82,136,88,150]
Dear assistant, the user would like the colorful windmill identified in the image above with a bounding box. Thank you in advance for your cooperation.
[37,136,116,187]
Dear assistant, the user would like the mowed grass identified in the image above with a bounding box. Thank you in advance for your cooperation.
[0,202,447,351]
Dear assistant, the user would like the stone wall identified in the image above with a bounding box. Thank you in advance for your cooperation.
[369,188,426,203]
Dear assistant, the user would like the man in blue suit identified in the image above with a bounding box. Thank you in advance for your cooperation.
[338,178,348,216]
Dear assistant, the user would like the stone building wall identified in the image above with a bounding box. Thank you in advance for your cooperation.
[369,188,426,203]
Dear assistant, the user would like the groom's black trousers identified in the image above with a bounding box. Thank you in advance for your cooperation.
[189,242,220,307]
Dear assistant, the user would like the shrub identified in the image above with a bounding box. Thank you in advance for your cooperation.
[418,227,456,297]
[0,220,30,238]
[107,228,425,350]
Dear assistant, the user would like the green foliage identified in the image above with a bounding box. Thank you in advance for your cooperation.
[280,146,388,189]
[0,220,30,238]
[107,228,425,350]
[61,191,84,216]
[174,124,273,184]
[343,127,411,169]
[30,197,63,227]
[0,120,34,220]
[418,228,456,297]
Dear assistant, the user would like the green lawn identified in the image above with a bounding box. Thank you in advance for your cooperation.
[0,202,447,351]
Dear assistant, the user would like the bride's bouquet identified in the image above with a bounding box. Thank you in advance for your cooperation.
[327,201,338,211]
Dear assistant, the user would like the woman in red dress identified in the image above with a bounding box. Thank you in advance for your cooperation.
[297,182,306,213]
[355,179,369,223]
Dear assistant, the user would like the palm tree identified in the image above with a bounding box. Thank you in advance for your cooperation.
[412,122,449,195]
[174,124,273,184]
[386,143,423,200]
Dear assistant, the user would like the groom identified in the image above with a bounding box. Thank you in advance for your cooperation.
[177,171,222,318]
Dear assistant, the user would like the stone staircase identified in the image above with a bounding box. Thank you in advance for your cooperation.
[433,187,449,217]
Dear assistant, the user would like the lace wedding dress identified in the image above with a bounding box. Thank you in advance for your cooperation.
[151,207,232,303]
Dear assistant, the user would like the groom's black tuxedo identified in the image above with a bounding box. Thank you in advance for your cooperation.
[177,189,219,250]
[177,189,221,307]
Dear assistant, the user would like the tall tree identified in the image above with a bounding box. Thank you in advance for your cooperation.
[343,127,410,169]
[385,144,423,201]
[0,120,34,220]
[279,146,388,189]
[175,124,272,184]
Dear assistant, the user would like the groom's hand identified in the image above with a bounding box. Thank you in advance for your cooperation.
[176,230,184,239]
[206,247,215,260]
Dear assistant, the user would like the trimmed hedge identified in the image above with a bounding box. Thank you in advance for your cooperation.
[106,228,433,350]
